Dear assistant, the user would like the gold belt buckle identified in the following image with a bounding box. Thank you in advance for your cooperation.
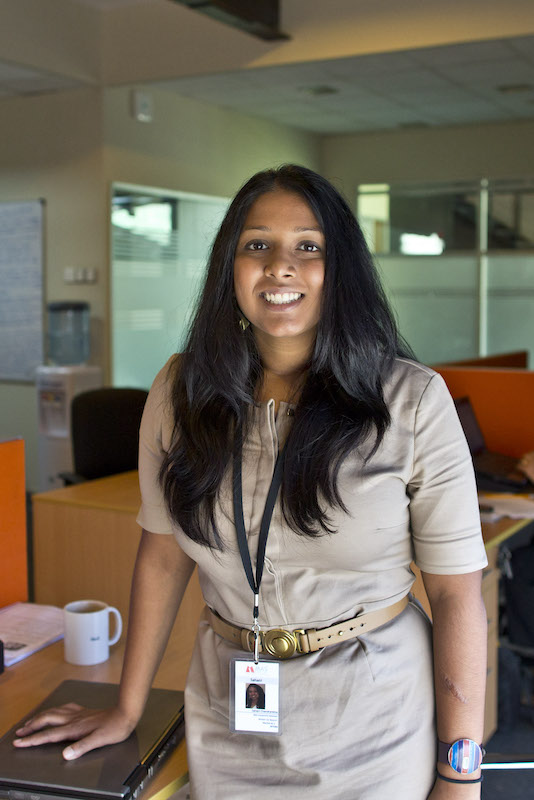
[263,628,305,659]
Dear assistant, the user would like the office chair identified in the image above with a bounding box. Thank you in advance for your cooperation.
[60,387,148,484]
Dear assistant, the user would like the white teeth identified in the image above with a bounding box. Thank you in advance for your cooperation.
[263,292,302,305]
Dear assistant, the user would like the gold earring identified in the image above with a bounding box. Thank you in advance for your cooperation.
[239,315,250,331]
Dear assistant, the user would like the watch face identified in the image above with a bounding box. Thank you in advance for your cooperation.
[448,739,483,774]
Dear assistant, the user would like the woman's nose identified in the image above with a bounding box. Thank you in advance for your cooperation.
[264,248,295,278]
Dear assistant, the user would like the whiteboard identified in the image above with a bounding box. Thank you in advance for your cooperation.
[0,201,44,381]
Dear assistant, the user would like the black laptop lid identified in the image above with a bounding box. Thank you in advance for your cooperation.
[454,396,486,456]
[0,681,184,800]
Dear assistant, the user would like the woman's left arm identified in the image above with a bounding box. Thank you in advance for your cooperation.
[422,570,487,800]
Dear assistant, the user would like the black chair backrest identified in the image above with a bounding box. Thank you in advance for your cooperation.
[71,387,148,481]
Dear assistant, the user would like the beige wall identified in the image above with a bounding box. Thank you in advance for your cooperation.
[0,0,101,80]
[0,85,319,491]
[0,88,106,491]
[102,86,320,196]
[321,119,534,198]
[0,88,107,326]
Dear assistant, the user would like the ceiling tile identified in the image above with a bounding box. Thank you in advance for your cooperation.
[507,36,534,63]
[422,101,517,124]
[444,59,534,88]
[322,51,419,79]
[392,86,476,105]
[366,70,461,93]
[412,39,518,66]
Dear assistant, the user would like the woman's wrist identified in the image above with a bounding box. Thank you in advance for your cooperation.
[436,770,482,785]
[435,763,482,798]
[431,771,482,799]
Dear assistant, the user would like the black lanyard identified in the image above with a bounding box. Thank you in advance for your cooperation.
[233,431,285,630]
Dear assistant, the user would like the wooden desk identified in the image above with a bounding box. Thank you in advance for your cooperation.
[32,472,203,691]
[0,638,188,800]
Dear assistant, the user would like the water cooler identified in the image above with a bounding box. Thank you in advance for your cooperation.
[36,302,102,491]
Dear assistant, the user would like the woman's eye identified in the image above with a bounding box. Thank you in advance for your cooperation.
[298,242,321,252]
[245,240,268,251]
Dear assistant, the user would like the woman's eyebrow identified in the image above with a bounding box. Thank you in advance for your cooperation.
[241,225,322,232]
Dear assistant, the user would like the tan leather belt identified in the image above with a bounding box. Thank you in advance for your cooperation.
[207,595,409,659]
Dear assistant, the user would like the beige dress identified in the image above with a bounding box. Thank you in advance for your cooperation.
[137,357,487,800]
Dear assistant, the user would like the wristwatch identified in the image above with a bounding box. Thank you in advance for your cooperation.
[438,739,485,774]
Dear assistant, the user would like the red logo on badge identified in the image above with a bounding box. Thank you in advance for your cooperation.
[246,666,254,673]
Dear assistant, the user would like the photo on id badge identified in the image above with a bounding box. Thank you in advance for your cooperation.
[230,659,281,735]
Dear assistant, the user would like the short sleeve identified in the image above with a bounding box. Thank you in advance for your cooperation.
[409,373,488,574]
[136,358,176,534]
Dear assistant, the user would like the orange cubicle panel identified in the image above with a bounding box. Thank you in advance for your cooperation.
[0,438,28,605]
[435,367,534,459]
[433,350,529,369]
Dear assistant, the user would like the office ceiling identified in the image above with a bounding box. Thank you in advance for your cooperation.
[1,0,534,134]
[153,36,534,134]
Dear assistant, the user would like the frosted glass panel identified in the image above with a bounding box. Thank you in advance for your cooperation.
[112,190,229,390]
[487,255,534,366]
[377,256,479,364]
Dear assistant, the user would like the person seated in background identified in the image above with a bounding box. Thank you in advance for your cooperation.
[518,451,534,483]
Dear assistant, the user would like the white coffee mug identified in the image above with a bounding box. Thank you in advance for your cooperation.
[63,600,122,666]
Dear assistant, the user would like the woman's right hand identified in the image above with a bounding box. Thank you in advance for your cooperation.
[13,703,137,761]
[12,531,196,763]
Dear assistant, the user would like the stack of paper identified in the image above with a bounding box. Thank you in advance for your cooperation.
[0,602,63,667]
[480,494,534,521]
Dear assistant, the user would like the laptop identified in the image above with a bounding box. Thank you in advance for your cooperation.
[454,396,531,492]
[0,680,185,800]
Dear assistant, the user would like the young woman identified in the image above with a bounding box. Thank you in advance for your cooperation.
[14,166,488,799]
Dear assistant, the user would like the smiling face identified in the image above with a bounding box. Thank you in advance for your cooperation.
[247,685,260,706]
[233,189,325,358]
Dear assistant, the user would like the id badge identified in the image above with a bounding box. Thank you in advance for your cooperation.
[229,658,281,735]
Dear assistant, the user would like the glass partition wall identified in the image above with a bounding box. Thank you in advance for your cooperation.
[358,180,534,366]
[111,184,229,389]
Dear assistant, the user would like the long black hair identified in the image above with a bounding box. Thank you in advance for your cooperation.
[159,164,412,547]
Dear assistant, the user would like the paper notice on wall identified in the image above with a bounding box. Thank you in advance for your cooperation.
[0,201,44,381]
